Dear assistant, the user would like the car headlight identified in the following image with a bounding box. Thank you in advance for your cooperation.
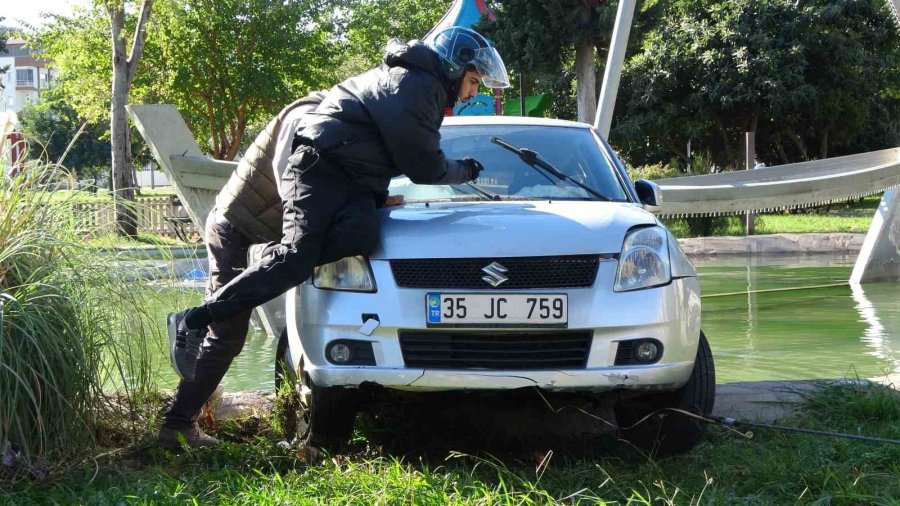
[614,226,671,292]
[313,256,376,292]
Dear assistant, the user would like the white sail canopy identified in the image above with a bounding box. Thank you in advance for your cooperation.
[653,147,900,218]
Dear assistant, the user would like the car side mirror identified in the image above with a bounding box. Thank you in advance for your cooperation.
[634,179,663,210]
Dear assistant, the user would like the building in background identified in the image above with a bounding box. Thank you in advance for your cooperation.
[0,38,56,113]
[1,36,56,174]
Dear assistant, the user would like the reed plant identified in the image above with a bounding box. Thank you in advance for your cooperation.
[0,162,165,477]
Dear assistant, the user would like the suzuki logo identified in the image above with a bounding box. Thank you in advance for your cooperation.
[481,261,509,287]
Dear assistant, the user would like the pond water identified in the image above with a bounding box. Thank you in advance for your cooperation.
[148,253,900,392]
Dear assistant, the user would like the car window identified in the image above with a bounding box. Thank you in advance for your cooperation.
[388,125,631,202]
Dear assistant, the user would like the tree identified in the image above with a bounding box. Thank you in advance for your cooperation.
[151,0,334,160]
[327,0,451,79]
[105,0,153,236]
[481,0,619,123]
[35,3,153,235]
[18,99,111,178]
[38,0,332,163]
[766,0,900,162]
[613,0,900,170]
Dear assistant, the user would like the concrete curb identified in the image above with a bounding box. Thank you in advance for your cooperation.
[678,233,865,257]
[98,245,206,260]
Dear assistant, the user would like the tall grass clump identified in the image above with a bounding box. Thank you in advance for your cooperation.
[1,163,165,477]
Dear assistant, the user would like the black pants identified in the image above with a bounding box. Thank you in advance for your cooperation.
[163,148,380,429]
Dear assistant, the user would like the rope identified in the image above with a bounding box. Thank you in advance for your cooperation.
[713,416,900,445]
[534,390,900,446]
[702,281,850,298]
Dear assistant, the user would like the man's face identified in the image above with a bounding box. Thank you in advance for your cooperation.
[458,69,482,103]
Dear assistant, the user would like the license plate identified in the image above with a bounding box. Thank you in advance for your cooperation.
[426,293,568,327]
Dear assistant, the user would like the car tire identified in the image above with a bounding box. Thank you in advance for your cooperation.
[614,330,715,456]
[274,330,357,451]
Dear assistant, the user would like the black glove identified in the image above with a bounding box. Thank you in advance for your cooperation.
[463,157,484,181]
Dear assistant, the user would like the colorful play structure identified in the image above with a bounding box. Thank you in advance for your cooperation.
[432,0,553,118]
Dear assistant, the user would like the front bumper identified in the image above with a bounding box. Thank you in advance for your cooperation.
[285,259,701,393]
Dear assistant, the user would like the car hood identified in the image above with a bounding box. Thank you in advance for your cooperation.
[370,201,657,259]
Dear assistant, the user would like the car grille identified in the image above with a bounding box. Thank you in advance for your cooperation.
[398,330,592,370]
[389,255,603,289]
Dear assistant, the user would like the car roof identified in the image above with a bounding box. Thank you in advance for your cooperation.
[442,115,594,130]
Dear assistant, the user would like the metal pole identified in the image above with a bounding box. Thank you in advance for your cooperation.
[745,132,756,235]
[594,0,636,137]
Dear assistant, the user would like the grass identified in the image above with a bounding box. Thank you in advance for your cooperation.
[663,195,881,238]
[0,165,168,479]
[2,381,899,504]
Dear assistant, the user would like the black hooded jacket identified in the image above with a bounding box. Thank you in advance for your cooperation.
[293,39,471,203]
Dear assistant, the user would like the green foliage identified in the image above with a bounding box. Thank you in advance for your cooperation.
[0,164,163,473]
[150,0,335,160]
[37,0,335,162]
[626,162,681,181]
[481,0,667,121]
[33,3,157,181]
[17,100,111,178]
[479,0,617,121]
[36,6,151,125]
[328,0,451,79]
[614,0,900,169]
[481,0,612,74]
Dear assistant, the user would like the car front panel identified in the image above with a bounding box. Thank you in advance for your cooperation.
[287,256,701,393]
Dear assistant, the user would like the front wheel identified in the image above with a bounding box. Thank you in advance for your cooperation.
[614,330,715,456]
[274,330,357,451]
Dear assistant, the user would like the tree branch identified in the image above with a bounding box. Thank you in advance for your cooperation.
[126,0,154,84]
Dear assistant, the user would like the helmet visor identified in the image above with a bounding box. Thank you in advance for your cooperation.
[471,46,511,89]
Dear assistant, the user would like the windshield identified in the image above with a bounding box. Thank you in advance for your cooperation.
[388,125,632,202]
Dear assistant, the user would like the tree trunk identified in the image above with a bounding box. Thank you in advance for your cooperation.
[106,0,153,237]
[574,1,598,125]
[713,117,734,169]
[774,137,790,165]
[663,139,690,165]
[575,37,597,124]
[787,131,809,161]
[109,7,137,237]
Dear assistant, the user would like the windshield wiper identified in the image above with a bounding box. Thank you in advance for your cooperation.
[453,181,501,201]
[490,136,611,201]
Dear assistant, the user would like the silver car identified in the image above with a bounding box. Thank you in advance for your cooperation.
[275,116,715,453]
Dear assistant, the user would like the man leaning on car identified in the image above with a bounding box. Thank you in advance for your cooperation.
[161,26,511,451]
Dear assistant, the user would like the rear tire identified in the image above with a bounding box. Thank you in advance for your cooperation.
[274,330,357,451]
[615,330,715,456]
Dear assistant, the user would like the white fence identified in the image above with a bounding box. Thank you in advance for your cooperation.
[71,196,200,240]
